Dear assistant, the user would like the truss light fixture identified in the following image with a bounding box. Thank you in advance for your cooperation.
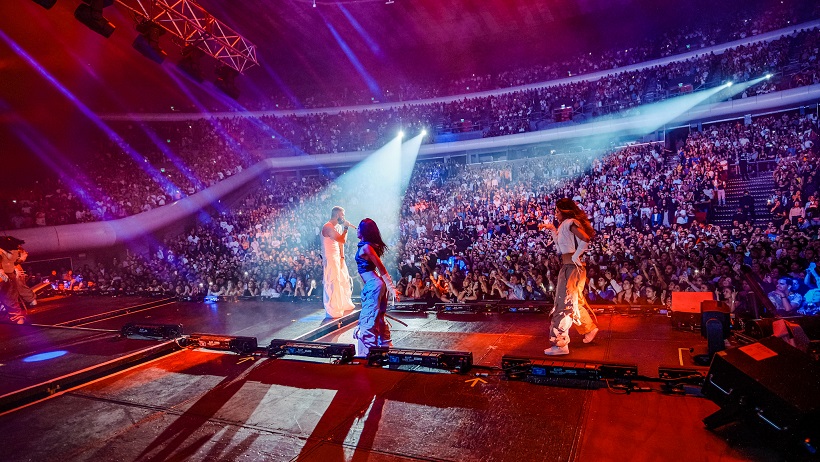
[215,64,240,99]
[178,45,205,83]
[32,0,58,9]
[133,20,167,64]
[74,0,116,38]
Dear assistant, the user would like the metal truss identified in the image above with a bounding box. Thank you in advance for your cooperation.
[116,0,258,73]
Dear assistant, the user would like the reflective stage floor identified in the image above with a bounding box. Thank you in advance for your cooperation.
[0,296,797,461]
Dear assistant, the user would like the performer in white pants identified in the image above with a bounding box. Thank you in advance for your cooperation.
[321,206,356,318]
[541,198,598,355]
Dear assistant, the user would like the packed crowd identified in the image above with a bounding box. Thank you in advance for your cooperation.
[18,109,818,319]
[4,20,820,230]
[151,26,820,155]
[208,0,816,111]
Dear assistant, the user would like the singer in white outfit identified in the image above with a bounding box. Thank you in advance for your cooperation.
[541,198,598,355]
[321,206,356,318]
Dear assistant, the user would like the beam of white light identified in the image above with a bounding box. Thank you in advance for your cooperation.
[334,133,422,256]
[260,135,420,278]
[624,82,730,134]
[720,75,769,100]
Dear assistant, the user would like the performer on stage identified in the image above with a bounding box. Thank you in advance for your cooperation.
[353,218,399,356]
[14,242,36,307]
[0,236,28,325]
[321,206,356,318]
[541,198,598,355]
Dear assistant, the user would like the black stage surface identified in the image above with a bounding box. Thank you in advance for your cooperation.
[0,296,795,461]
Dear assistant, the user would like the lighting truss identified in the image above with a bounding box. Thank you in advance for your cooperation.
[116,0,258,73]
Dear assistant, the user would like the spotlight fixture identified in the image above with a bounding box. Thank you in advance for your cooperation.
[32,0,58,9]
[215,64,240,99]
[398,130,404,138]
[765,73,773,79]
[178,45,204,83]
[133,20,167,64]
[74,0,116,38]
[726,81,733,87]
[421,129,427,136]
[312,0,316,6]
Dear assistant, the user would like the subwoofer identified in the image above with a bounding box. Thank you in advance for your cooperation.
[702,336,820,452]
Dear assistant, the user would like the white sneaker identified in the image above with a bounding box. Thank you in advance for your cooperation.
[583,327,599,344]
[544,346,569,355]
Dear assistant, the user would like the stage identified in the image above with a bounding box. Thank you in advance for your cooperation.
[0,295,795,461]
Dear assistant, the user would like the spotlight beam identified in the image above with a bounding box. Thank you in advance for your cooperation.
[0,29,183,200]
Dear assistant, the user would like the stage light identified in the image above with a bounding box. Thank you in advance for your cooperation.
[188,333,258,354]
[215,64,240,99]
[398,130,404,138]
[31,0,57,9]
[766,73,773,79]
[121,322,183,339]
[421,129,427,136]
[178,45,204,83]
[132,20,167,64]
[74,0,116,38]
[23,351,68,362]
[727,81,733,87]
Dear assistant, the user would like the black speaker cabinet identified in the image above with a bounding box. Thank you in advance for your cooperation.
[702,336,820,439]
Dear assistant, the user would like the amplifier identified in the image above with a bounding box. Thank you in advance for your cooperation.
[368,347,472,373]
[390,301,431,312]
[658,366,705,381]
[530,360,601,380]
[121,322,183,339]
[500,301,547,313]
[437,302,496,313]
[267,339,355,363]
[702,336,820,436]
[744,316,820,340]
[671,291,714,330]
[502,356,637,385]
[671,292,713,314]
[188,333,257,354]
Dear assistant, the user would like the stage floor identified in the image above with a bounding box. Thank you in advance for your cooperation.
[0,296,796,461]
[321,310,711,372]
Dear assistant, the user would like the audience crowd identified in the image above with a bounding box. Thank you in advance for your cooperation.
[178,0,816,111]
[4,22,820,230]
[17,109,819,319]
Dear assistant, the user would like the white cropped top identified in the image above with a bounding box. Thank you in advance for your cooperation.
[552,219,580,255]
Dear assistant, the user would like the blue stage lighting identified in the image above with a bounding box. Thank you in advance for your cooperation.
[23,351,68,362]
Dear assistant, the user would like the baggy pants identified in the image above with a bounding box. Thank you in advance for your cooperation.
[17,272,36,304]
[354,276,391,356]
[550,263,596,348]
[0,273,26,324]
